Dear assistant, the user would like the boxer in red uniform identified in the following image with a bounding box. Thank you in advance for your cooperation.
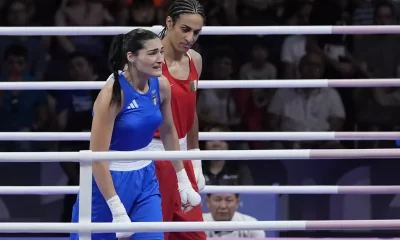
[148,0,206,240]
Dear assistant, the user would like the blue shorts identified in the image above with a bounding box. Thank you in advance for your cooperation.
[70,161,163,240]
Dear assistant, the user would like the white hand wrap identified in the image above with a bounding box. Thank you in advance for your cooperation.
[107,195,134,239]
[176,168,201,208]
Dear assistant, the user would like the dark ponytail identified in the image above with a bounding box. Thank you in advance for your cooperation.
[108,34,125,108]
[107,29,159,107]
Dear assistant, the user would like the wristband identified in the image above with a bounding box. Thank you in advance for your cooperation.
[106,195,121,207]
[106,195,125,216]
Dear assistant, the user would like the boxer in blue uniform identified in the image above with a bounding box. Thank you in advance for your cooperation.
[69,28,201,240]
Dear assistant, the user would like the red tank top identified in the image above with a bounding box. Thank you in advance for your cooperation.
[154,53,199,139]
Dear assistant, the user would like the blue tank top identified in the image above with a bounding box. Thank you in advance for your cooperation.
[109,73,163,151]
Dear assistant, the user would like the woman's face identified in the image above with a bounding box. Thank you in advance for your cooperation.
[166,14,204,52]
[128,38,164,77]
[205,127,229,150]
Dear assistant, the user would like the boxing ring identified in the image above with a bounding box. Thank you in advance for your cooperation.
[1,25,400,239]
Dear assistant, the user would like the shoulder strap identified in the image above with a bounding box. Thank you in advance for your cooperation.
[186,51,192,60]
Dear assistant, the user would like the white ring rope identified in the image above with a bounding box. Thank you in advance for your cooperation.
[0,149,399,162]
[0,220,400,233]
[0,79,399,90]
[1,25,400,36]
[1,131,400,141]
[4,185,400,195]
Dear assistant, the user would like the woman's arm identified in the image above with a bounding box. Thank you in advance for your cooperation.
[158,76,184,172]
[90,78,133,238]
[158,76,201,210]
[90,81,120,200]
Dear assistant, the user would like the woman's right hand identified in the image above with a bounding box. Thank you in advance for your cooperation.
[176,169,202,213]
[107,195,135,239]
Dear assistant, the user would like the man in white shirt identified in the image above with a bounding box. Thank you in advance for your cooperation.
[268,52,345,149]
[203,193,265,238]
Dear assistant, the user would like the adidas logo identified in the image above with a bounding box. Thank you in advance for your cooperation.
[127,99,139,109]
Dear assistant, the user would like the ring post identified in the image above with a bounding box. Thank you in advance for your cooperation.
[78,150,93,240]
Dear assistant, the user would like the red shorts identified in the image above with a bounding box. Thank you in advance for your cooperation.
[155,160,206,240]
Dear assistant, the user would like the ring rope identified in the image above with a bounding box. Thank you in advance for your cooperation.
[0,149,399,162]
[0,25,399,36]
[0,79,399,90]
[0,131,399,141]
[3,185,400,195]
[0,220,399,233]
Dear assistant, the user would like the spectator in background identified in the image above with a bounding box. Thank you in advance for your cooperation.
[54,0,114,56]
[240,40,277,109]
[354,1,400,79]
[308,0,368,131]
[116,0,158,26]
[57,52,97,149]
[240,41,277,82]
[202,125,253,185]
[236,40,276,149]
[0,44,48,151]
[353,1,400,146]
[206,0,238,26]
[308,0,360,79]
[203,193,266,238]
[0,0,47,80]
[50,0,113,91]
[351,0,374,25]
[267,52,345,149]
[197,48,242,129]
[57,52,98,223]
[238,0,285,25]
[280,1,312,79]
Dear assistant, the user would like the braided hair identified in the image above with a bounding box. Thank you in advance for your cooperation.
[159,0,205,39]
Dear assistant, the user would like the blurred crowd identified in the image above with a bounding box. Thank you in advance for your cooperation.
[1,0,400,234]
